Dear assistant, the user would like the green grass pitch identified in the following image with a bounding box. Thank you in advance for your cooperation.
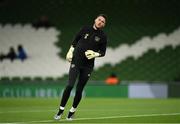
[0,98,180,123]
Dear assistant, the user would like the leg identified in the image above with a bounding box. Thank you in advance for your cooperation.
[73,68,92,108]
[67,67,92,119]
[55,65,79,119]
[60,65,79,107]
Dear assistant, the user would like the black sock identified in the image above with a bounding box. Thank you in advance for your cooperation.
[57,109,64,116]
[67,111,75,118]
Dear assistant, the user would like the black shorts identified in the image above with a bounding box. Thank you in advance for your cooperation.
[68,63,93,87]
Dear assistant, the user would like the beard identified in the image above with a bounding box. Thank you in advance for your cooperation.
[95,23,103,29]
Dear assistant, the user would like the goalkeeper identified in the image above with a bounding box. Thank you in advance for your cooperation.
[54,14,107,120]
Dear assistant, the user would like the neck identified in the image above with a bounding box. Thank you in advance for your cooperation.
[93,24,98,30]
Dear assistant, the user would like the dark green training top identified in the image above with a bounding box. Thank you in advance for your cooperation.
[71,26,107,68]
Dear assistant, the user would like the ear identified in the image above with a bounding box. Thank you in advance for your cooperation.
[94,18,97,23]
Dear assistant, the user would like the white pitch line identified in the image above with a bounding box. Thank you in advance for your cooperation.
[73,112,180,121]
[28,112,180,123]
[1,112,180,124]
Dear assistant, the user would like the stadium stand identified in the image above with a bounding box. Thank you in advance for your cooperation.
[0,0,180,82]
[0,24,69,79]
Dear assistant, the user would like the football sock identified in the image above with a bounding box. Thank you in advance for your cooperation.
[57,106,64,115]
[67,107,76,118]
[70,107,76,112]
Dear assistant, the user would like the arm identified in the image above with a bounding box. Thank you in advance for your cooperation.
[71,27,85,48]
[85,34,107,59]
[66,27,85,62]
[97,35,107,57]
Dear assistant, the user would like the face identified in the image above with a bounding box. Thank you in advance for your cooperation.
[94,16,106,29]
